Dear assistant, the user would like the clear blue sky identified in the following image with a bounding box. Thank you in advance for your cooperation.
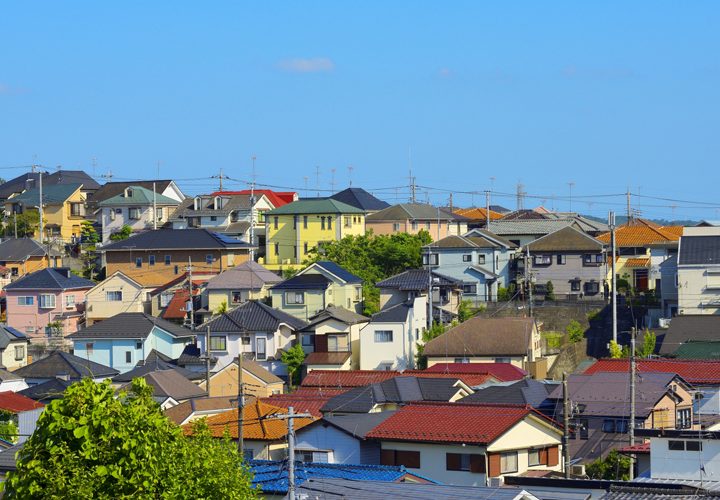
[1,2,718,221]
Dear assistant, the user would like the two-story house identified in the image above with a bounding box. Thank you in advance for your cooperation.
[376,269,462,324]
[101,228,254,287]
[204,261,282,314]
[328,187,390,214]
[0,238,62,282]
[0,325,29,370]
[523,226,607,301]
[676,227,720,315]
[423,231,517,304]
[96,186,180,243]
[84,271,151,326]
[300,306,369,372]
[365,203,468,239]
[263,199,366,270]
[88,180,185,211]
[6,184,87,242]
[4,268,95,342]
[270,261,364,321]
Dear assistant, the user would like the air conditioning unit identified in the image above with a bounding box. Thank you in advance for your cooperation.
[488,477,504,487]
[571,464,586,476]
[658,318,671,329]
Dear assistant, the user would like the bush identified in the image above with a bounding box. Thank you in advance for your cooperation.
[566,320,585,343]
[544,281,555,301]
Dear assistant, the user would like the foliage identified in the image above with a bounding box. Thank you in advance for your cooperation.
[281,343,305,390]
[0,410,18,444]
[586,309,602,322]
[304,230,433,315]
[109,225,132,241]
[639,329,657,358]
[13,211,40,238]
[216,300,228,315]
[282,267,298,279]
[457,299,474,322]
[45,321,63,337]
[609,340,623,358]
[544,281,555,301]
[566,320,585,343]
[80,221,100,245]
[586,450,631,480]
[416,322,447,369]
[541,332,564,350]
[497,286,511,302]
[4,378,258,499]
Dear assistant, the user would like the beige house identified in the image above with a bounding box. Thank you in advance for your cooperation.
[204,261,282,314]
[366,203,468,239]
[300,306,369,372]
[0,325,30,370]
[197,357,284,398]
[6,184,88,242]
[84,271,150,326]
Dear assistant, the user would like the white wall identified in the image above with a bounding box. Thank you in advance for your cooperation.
[650,436,720,480]
[678,265,720,315]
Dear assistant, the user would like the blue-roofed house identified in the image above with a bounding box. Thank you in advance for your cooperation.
[270,261,364,321]
[0,325,29,370]
[329,187,390,214]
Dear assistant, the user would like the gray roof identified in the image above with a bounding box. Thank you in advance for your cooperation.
[205,261,282,290]
[67,312,194,340]
[0,367,23,382]
[0,443,23,472]
[659,315,720,355]
[303,306,369,330]
[320,411,397,439]
[90,180,178,204]
[525,226,605,252]
[266,198,364,215]
[376,269,461,291]
[459,379,558,407]
[313,261,363,284]
[171,194,252,218]
[45,170,101,191]
[97,186,179,207]
[423,317,535,357]
[0,325,27,350]
[678,235,720,266]
[4,268,95,291]
[14,351,119,380]
[9,183,82,205]
[205,300,307,332]
[111,356,204,383]
[370,301,413,323]
[329,188,390,212]
[19,378,72,402]
[425,234,503,250]
[366,203,467,222]
[0,172,43,200]
[125,369,206,400]
[487,219,576,236]
[0,238,47,261]
[101,228,253,251]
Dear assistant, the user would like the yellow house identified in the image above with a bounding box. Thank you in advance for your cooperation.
[204,261,282,313]
[85,271,151,326]
[261,199,365,271]
[6,184,87,242]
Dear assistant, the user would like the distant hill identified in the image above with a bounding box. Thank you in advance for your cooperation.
[581,214,698,227]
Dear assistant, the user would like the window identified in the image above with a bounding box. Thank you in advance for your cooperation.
[500,451,518,473]
[65,295,75,308]
[106,291,123,301]
[304,242,308,255]
[571,280,581,292]
[135,257,142,268]
[297,450,330,463]
[156,207,163,221]
[210,336,227,351]
[577,419,589,439]
[463,284,477,294]
[17,296,34,306]
[39,294,56,309]
[210,215,217,222]
[125,351,132,363]
[454,357,470,363]
[344,216,352,227]
[374,330,393,343]
[462,254,472,262]
[285,292,304,304]
[206,254,213,264]
[232,291,248,304]
[677,408,692,429]
[327,334,347,352]
[274,243,279,256]
[174,265,179,274]
[423,253,439,265]
[584,281,600,295]
[446,453,485,473]
[164,255,171,265]
[707,272,720,289]
[149,255,156,266]
[478,254,486,265]
[411,221,418,231]
[495,357,511,363]
[533,255,552,265]
[303,216,308,229]
[583,254,604,265]
[86,342,94,355]
[528,448,548,466]
[11,268,18,277]
[241,336,251,345]
[128,207,141,220]
[321,217,326,230]
[293,215,298,229]
[686,441,702,451]
[273,216,278,230]
[602,419,628,433]
[327,217,332,230]
[668,440,685,451]
[393,223,400,232]
[70,203,84,217]
[557,255,566,265]
[135,341,143,350]
[425,221,431,230]
[14,345,24,361]
[381,449,420,469]
[302,334,314,346]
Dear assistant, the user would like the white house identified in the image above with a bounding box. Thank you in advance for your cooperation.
[677,227,720,315]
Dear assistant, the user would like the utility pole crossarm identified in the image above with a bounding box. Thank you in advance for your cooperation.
[264,407,313,500]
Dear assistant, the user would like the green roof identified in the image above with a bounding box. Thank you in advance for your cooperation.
[673,341,720,360]
[97,186,180,207]
[10,184,82,205]
[266,198,364,215]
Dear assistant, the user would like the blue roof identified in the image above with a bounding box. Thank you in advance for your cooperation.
[271,274,331,291]
[4,267,95,291]
[249,460,424,494]
[315,261,362,284]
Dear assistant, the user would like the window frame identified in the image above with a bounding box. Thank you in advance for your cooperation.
[39,294,56,309]
[462,254,472,262]
[135,257,142,268]
[285,292,304,305]
[557,255,566,265]
[500,451,518,474]
[148,255,156,266]
[164,255,172,265]
[209,335,227,351]
[14,345,24,361]
[374,330,393,343]
[17,296,34,306]
[106,291,123,302]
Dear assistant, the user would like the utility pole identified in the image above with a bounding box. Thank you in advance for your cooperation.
[525,246,533,317]
[219,168,224,191]
[38,168,44,243]
[425,248,433,330]
[205,326,211,395]
[568,181,575,213]
[152,182,157,230]
[626,190,632,222]
[186,258,194,329]
[347,165,353,187]
[629,330,637,480]
[485,190,491,227]
[13,213,17,239]
[448,193,453,212]
[330,168,336,193]
[268,407,312,500]
[249,156,256,260]
[563,372,571,479]
[609,211,617,343]
[315,165,320,197]
[237,353,245,455]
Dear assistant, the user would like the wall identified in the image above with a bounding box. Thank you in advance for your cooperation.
[207,286,271,313]
[1,339,28,370]
[430,247,515,302]
[366,220,467,239]
[650,437,720,480]
[529,252,606,300]
[294,422,378,464]
[6,288,89,340]
[101,205,174,243]
[427,356,526,369]
[85,273,148,323]
[1,256,50,282]
[198,326,294,374]
[678,265,720,315]
[197,362,283,398]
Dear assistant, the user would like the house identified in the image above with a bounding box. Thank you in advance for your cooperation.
[200,300,307,376]
[196,357,284,398]
[0,391,44,444]
[658,315,720,357]
[329,187,390,214]
[110,350,205,385]
[101,228,254,287]
[424,231,517,303]
[424,362,527,382]
[122,369,206,409]
[547,372,695,462]
[96,185,181,243]
[485,219,578,248]
[5,184,87,242]
[376,269,462,324]
[204,261,282,313]
[147,272,215,321]
[522,226,607,301]
[358,297,427,371]
[4,268,95,342]
[0,325,29,370]
[300,369,499,392]
[0,170,99,203]
[365,203,468,238]
[365,402,564,486]
[0,238,61,282]
[676,228,720,315]
[84,271,150,326]
[163,396,236,426]
[18,378,72,403]
[458,379,558,413]
[263,198,366,270]
[270,261,364,320]
[13,351,118,386]
[422,317,542,372]
[68,312,194,373]
[301,306,369,372]
[0,368,28,393]
[88,179,185,209]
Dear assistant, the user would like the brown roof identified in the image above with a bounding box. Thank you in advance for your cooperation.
[305,352,352,365]
[597,219,680,247]
[241,357,284,385]
[123,369,206,401]
[453,207,504,221]
[164,396,236,425]
[624,257,650,268]
[525,226,604,252]
[423,317,535,357]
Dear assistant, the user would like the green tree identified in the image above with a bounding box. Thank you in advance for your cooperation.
[609,339,623,358]
[0,410,18,444]
[109,225,132,241]
[282,267,299,279]
[4,378,258,499]
[416,322,447,369]
[586,450,631,480]
[14,211,40,238]
[544,281,555,301]
[566,320,584,343]
[216,301,228,315]
[80,221,100,245]
[457,299,474,322]
[281,343,305,390]
[639,328,657,358]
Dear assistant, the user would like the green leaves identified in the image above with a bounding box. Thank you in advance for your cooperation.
[282,344,306,390]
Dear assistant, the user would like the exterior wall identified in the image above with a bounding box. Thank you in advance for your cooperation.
[430,247,514,303]
[243,440,287,461]
[696,385,720,415]
[85,273,149,324]
[366,220,468,239]
[198,363,283,398]
[6,288,89,340]
[1,256,51,283]
[650,436,720,480]
[9,187,87,242]
[305,359,352,372]
[100,205,175,243]
[659,251,679,317]
[18,407,43,444]
[295,423,377,464]
[104,249,248,287]
[198,325,295,374]
[528,251,606,300]
[0,339,29,370]
[207,286,272,313]
[678,264,720,315]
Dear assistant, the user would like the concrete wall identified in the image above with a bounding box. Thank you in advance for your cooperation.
[650,436,720,480]
[678,265,720,315]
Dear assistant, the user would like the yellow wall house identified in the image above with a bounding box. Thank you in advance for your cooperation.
[6,184,87,242]
[85,271,151,326]
[262,199,365,271]
[0,238,62,283]
[204,261,283,314]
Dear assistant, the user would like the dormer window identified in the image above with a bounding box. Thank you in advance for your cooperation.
[124,187,133,198]
[214,196,223,210]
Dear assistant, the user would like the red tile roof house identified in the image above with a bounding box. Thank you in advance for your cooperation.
[300,369,500,390]
[0,391,45,444]
[365,402,563,486]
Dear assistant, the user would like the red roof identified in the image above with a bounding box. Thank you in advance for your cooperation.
[0,391,44,412]
[618,442,650,454]
[300,369,495,389]
[162,288,191,320]
[210,190,297,208]
[425,363,527,382]
[260,394,333,418]
[366,402,560,445]
[584,359,720,385]
[290,387,351,398]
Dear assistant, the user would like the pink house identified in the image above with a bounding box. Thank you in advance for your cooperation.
[4,267,94,343]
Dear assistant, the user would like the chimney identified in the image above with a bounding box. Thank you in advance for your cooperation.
[56,267,72,279]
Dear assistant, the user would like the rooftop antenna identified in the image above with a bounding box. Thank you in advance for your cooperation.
[490,176,496,192]
[157,160,162,179]
[516,182,525,210]
[315,165,320,197]
[568,181,575,213]
[100,170,114,181]
[347,165,353,187]
[330,168,336,192]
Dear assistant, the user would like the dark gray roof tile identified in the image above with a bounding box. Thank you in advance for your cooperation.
[4,268,95,291]
[205,300,307,332]
[101,229,253,251]
[68,312,194,340]
[376,269,461,291]
[0,238,47,261]
[14,351,118,380]
[329,188,390,211]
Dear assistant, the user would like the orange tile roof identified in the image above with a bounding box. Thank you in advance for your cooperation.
[454,207,504,221]
[597,219,680,247]
[186,398,314,440]
[661,225,684,237]
[624,257,650,268]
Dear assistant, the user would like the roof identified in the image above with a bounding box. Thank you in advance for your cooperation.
[370,301,413,323]
[330,188,390,211]
[376,269,461,291]
[0,172,43,199]
[525,226,604,252]
[205,261,282,290]
[101,228,253,251]
[4,267,95,291]
[679,235,720,266]
[161,288,191,320]
[163,396,236,425]
[204,300,307,332]
[425,363,527,382]
[487,219,575,236]
[422,317,535,357]
[192,398,314,440]
[44,170,101,190]
[597,219,681,247]
[0,367,23,382]
[90,180,178,204]
[97,185,179,207]
[673,341,720,360]
[270,273,331,290]
[14,351,119,380]
[366,402,560,445]
[19,378,73,403]
[459,379,558,407]
[584,358,720,385]
[0,325,28,350]
[623,257,650,267]
[366,203,465,222]
[67,312,194,340]
[9,183,81,205]
[126,370,206,400]
[266,198,364,215]
[312,261,363,284]
[0,391,44,412]
[239,357,284,385]
[171,193,252,218]
[0,238,47,261]
[0,443,23,472]
[301,369,495,389]
[320,411,397,439]
[453,207,504,222]
[425,234,503,249]
[112,355,204,383]
[260,394,332,418]
[305,352,352,366]
[304,306,368,329]
[658,315,720,355]
[210,189,296,208]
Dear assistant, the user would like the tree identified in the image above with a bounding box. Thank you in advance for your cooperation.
[216,300,228,315]
[639,328,657,358]
[0,410,18,444]
[80,221,100,245]
[586,450,631,480]
[109,225,132,241]
[566,320,584,343]
[457,300,474,322]
[416,322,447,369]
[609,339,623,358]
[281,343,305,390]
[544,281,555,301]
[4,378,258,499]
[14,211,40,238]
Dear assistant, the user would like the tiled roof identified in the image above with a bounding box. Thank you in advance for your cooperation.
[0,238,46,261]
[0,368,23,382]
[112,356,204,383]
[266,198,364,215]
[101,229,253,251]
[238,357,284,385]
[191,398,314,440]
[270,274,331,291]
[425,235,501,249]
[13,351,119,380]
[68,312,194,340]
[170,194,251,218]
[44,170,101,190]
[320,411,397,439]
[0,391,44,412]
[459,379,558,407]
[376,269,461,291]
[164,396,236,425]
[260,394,332,418]
[206,261,282,290]
[453,207,504,221]
[204,300,307,332]
[679,235,720,266]
[487,219,574,236]
[90,180,178,204]
[584,358,720,385]
[623,257,650,268]
[370,301,413,323]
[211,190,296,208]
[97,186,179,207]
[10,184,81,205]
[300,369,494,389]
[658,315,720,356]
[367,203,465,222]
[618,442,650,454]
[597,219,680,247]
[4,267,95,291]
[161,288,191,320]
[312,261,363,284]
[125,369,206,400]
[305,352,352,366]
[304,306,368,329]
[366,402,559,444]
[673,341,720,360]
[0,172,43,199]
[423,317,535,357]
[19,378,72,403]
[0,325,27,350]
[525,226,604,252]
[329,188,390,211]
[425,363,527,382]
[462,228,518,248]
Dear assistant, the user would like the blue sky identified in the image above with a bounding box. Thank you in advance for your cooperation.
[1,2,718,220]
